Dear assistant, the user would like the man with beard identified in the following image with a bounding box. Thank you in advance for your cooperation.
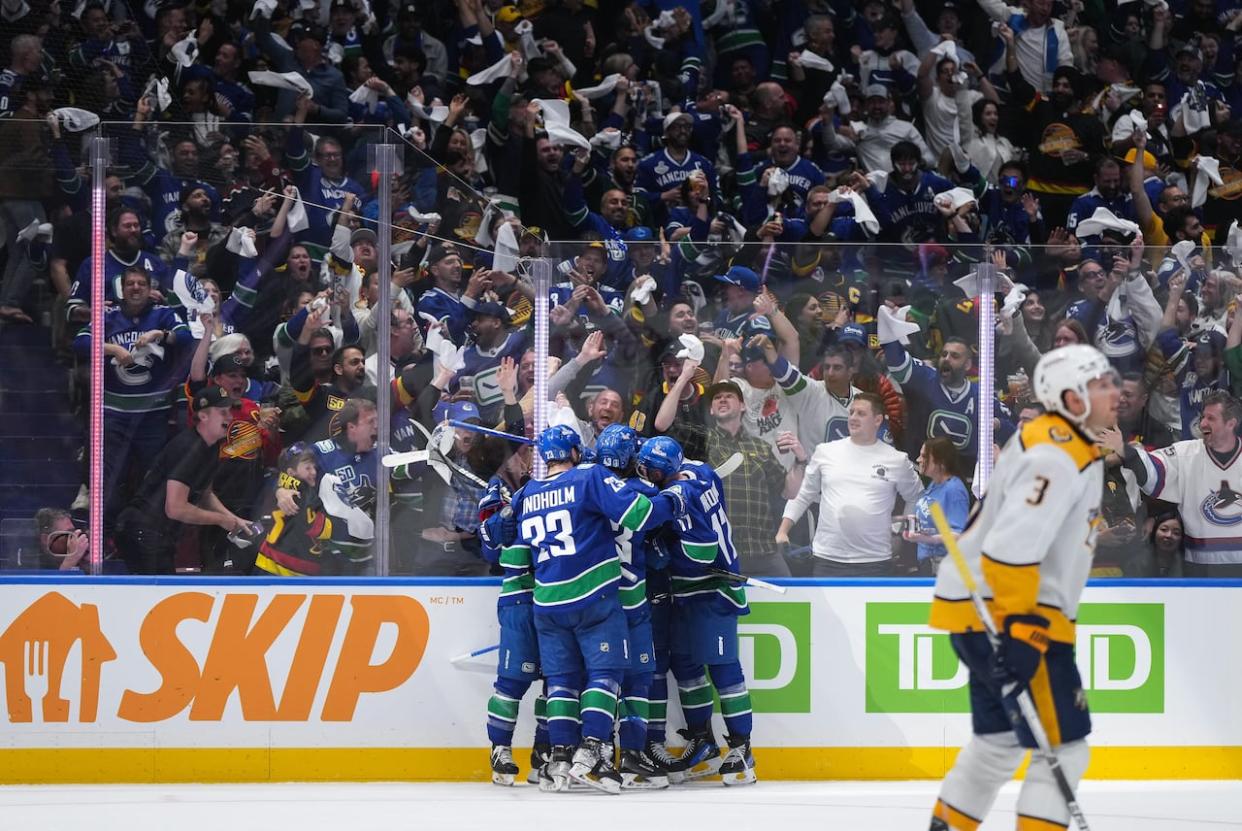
[635,112,718,224]
[1116,372,1174,449]
[365,307,425,387]
[1067,158,1135,236]
[1065,248,1163,374]
[418,243,487,345]
[563,159,634,290]
[823,84,935,174]
[1002,24,1104,228]
[460,302,527,424]
[67,207,168,325]
[290,330,373,443]
[883,333,1012,474]
[159,184,229,270]
[123,100,222,235]
[383,3,447,78]
[857,141,961,280]
[632,345,710,461]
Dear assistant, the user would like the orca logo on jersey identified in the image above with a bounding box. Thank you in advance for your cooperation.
[1200,480,1242,526]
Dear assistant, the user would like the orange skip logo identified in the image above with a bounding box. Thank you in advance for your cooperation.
[2,592,429,724]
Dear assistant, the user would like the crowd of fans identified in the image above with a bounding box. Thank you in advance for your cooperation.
[1,0,1241,577]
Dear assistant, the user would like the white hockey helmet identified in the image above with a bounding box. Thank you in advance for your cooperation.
[1032,344,1115,436]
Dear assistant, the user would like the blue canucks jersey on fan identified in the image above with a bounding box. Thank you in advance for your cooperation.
[884,341,1011,462]
[666,460,748,616]
[713,310,772,340]
[417,288,470,345]
[549,281,626,317]
[505,464,669,613]
[313,438,376,501]
[72,304,187,415]
[635,149,718,205]
[736,154,826,222]
[67,249,169,322]
[1065,297,1144,373]
[460,330,527,420]
[0,69,25,117]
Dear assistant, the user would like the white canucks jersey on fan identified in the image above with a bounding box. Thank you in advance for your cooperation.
[929,414,1104,642]
[1131,439,1242,566]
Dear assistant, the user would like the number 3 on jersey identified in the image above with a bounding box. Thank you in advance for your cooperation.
[522,510,578,563]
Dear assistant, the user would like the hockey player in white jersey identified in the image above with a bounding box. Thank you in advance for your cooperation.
[1116,390,1242,577]
[928,345,1119,831]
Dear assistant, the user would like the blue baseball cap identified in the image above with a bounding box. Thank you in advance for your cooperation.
[433,400,481,423]
[624,226,655,242]
[713,265,761,294]
[838,323,867,346]
[1195,329,1226,355]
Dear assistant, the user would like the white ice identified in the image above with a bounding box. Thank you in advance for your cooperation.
[1,781,1239,830]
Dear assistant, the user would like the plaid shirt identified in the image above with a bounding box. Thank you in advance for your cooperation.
[441,451,485,533]
[705,425,787,559]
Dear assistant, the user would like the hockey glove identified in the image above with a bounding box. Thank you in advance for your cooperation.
[480,505,518,550]
[348,484,378,514]
[990,614,1050,690]
[662,483,690,519]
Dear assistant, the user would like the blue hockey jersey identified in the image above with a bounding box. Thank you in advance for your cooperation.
[664,460,748,615]
[460,330,527,421]
[67,249,169,324]
[72,303,187,415]
[503,463,672,614]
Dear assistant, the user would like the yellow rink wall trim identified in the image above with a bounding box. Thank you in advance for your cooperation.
[2,746,1240,784]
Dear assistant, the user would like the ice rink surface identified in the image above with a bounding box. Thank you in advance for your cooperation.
[1,780,1238,830]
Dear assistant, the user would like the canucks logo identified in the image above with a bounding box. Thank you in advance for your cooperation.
[1200,479,1242,526]
[928,409,973,449]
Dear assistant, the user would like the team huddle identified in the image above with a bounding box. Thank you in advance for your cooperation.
[478,425,755,793]
[470,341,1120,829]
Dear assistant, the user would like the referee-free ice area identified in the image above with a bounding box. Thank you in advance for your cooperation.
[1,780,1238,830]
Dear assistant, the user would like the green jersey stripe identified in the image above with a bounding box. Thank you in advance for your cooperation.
[619,493,653,531]
[500,545,531,568]
[534,559,622,606]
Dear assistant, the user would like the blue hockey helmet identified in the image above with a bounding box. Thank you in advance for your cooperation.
[596,424,639,470]
[535,424,582,462]
[636,435,683,480]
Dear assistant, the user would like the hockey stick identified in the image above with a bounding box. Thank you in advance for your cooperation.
[450,643,499,663]
[929,503,1091,831]
[715,451,744,479]
[407,420,491,488]
[706,565,787,594]
[449,419,534,445]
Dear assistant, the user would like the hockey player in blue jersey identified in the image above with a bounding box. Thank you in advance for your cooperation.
[637,436,758,786]
[478,477,550,787]
[503,425,684,794]
[594,425,671,789]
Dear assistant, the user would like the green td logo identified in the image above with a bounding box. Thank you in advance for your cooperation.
[737,602,810,714]
[865,603,1164,714]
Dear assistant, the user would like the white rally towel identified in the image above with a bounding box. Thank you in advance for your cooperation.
[1000,282,1029,319]
[492,221,521,275]
[425,323,466,373]
[514,20,543,60]
[1127,108,1148,135]
[225,226,259,259]
[143,76,172,111]
[173,268,217,316]
[1170,239,1197,275]
[407,95,449,123]
[823,79,850,114]
[53,107,100,132]
[1074,206,1140,239]
[1190,155,1223,209]
[248,70,314,97]
[1172,83,1212,134]
[320,473,375,540]
[675,333,705,362]
[286,186,311,234]
[930,39,960,67]
[250,0,277,18]
[535,99,590,151]
[798,50,835,73]
[574,74,622,100]
[827,186,880,234]
[349,83,379,112]
[467,53,513,86]
[631,275,658,305]
[590,127,623,151]
[876,304,921,345]
[1227,221,1242,265]
[1,0,31,22]
[767,167,790,197]
[169,32,199,68]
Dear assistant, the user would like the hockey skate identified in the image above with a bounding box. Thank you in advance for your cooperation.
[619,748,670,790]
[718,734,757,786]
[667,726,722,784]
[569,738,622,794]
[490,744,518,786]
[539,745,574,792]
[644,740,682,774]
[527,744,550,785]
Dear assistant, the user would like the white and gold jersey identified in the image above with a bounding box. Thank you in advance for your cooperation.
[929,413,1104,644]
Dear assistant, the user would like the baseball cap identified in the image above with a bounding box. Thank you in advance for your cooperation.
[1175,42,1202,60]
[178,183,209,205]
[741,343,767,363]
[1195,330,1226,355]
[210,353,247,376]
[706,380,744,402]
[713,265,760,293]
[663,111,693,132]
[193,385,235,411]
[433,400,481,423]
[838,323,867,347]
[470,301,512,323]
[426,243,460,265]
[351,227,377,246]
[624,226,655,243]
[863,84,890,100]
